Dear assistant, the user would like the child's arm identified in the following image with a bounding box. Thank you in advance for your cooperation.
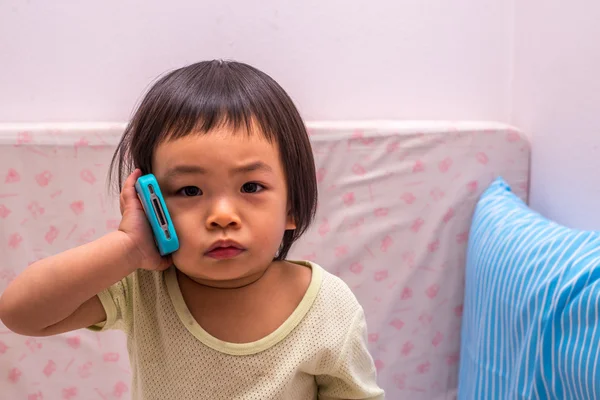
[0,231,137,336]
[0,169,171,336]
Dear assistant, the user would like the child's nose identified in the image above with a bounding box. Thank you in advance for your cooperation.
[206,199,241,230]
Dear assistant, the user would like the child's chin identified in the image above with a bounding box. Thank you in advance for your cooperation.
[175,264,261,285]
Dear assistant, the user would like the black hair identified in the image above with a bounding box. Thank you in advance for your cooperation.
[109,60,317,260]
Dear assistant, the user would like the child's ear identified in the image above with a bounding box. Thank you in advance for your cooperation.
[285,211,296,230]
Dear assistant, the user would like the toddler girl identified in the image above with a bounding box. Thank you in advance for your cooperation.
[0,60,384,399]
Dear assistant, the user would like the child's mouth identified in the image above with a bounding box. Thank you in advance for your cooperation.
[205,246,245,260]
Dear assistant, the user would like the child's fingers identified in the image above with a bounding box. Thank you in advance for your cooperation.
[157,255,173,270]
[123,169,142,189]
[120,169,142,215]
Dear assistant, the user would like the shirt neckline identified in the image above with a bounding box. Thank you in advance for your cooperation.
[165,260,323,356]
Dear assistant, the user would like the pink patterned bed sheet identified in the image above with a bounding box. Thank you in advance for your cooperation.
[0,121,530,400]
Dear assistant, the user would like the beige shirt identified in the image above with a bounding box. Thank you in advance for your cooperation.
[89,261,385,400]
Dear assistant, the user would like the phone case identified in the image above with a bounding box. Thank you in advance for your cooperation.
[134,174,179,256]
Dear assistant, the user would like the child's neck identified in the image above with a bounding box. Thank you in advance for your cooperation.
[176,261,312,344]
[176,260,285,304]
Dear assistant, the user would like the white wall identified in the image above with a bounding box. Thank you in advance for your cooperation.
[2,0,599,229]
[511,0,600,229]
[0,0,512,122]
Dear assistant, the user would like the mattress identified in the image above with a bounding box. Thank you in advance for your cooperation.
[0,121,530,399]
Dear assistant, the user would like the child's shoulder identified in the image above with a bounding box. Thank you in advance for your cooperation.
[290,260,363,318]
[116,267,168,298]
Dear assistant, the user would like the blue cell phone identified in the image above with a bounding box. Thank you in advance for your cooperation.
[134,174,179,256]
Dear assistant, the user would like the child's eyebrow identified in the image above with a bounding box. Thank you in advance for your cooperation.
[233,161,273,174]
[164,161,273,178]
[163,165,206,178]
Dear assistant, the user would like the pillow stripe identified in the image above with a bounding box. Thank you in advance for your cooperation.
[458,178,600,399]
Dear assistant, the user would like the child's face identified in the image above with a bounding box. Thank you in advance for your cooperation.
[152,125,296,287]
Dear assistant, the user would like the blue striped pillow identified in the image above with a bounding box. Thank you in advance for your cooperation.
[458,177,600,400]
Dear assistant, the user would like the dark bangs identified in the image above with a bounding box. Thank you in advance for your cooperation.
[108,60,317,260]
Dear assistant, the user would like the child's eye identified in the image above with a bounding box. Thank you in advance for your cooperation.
[177,186,202,196]
[241,182,264,194]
